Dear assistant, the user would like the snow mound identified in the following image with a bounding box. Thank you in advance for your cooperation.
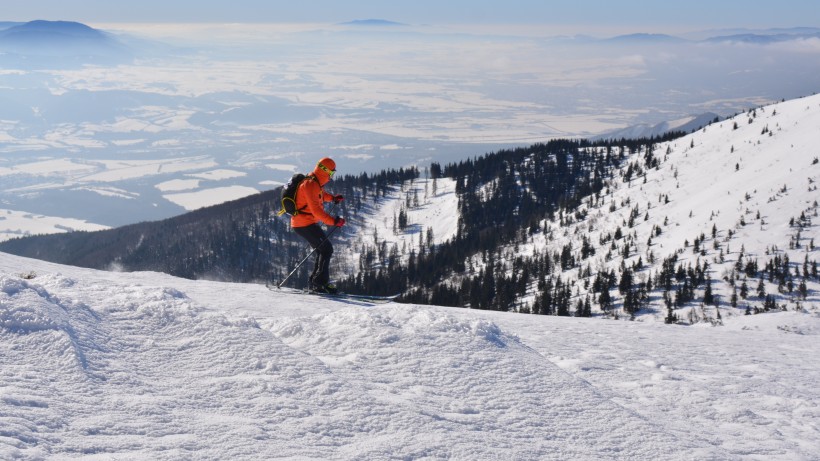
[267,305,727,459]
[270,305,513,351]
[1,275,73,333]
[721,309,820,335]
[0,273,376,460]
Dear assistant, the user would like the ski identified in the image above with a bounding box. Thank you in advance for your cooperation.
[265,283,400,304]
[310,291,400,304]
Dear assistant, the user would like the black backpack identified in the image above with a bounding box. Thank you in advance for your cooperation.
[278,173,310,216]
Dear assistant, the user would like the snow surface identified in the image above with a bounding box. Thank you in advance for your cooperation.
[350,177,460,263]
[2,251,818,460]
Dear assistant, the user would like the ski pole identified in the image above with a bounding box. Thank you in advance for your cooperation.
[276,203,341,289]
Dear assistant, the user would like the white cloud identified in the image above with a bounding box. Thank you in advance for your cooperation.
[767,37,820,54]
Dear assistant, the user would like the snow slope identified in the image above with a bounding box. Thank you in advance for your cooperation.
[350,177,460,263]
[480,93,820,319]
[2,251,819,460]
[603,94,820,318]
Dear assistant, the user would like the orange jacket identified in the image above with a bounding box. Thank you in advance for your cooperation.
[291,174,336,227]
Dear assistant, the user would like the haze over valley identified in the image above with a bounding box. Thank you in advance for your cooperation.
[1,19,819,235]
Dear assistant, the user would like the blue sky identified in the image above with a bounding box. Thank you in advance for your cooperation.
[4,0,818,30]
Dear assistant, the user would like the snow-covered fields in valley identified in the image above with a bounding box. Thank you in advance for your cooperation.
[163,185,260,211]
[0,209,109,241]
[2,252,818,460]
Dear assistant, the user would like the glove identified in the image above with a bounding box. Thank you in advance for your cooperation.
[334,217,346,227]
[333,194,344,204]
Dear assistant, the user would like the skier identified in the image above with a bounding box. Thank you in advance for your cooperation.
[291,157,345,294]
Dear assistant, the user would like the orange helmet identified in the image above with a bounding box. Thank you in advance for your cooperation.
[313,157,336,184]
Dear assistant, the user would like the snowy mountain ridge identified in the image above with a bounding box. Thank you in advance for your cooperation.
[479,93,820,320]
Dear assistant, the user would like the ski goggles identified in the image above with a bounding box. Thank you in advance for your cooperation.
[318,163,336,178]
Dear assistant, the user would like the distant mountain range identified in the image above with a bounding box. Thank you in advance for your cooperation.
[686,26,820,40]
[339,19,408,27]
[0,21,24,30]
[591,27,820,45]
[0,20,131,67]
[704,32,820,44]
[605,33,688,44]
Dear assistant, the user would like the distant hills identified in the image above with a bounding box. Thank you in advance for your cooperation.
[0,20,131,67]
[586,27,820,45]
[704,32,820,44]
[605,33,687,44]
[688,26,820,40]
[0,21,24,30]
[339,19,408,27]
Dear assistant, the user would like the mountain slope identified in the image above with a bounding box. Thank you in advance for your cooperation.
[2,251,819,459]
[482,94,820,320]
[602,95,817,315]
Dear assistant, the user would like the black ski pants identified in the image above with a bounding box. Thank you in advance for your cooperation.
[293,224,333,287]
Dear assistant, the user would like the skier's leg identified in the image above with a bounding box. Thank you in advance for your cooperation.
[314,235,334,286]
[293,224,333,287]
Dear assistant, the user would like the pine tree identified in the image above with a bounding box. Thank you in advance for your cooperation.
[663,291,677,324]
[798,280,808,299]
[703,278,714,305]
[756,279,766,299]
[579,296,592,317]
[598,288,612,313]
[740,280,749,299]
